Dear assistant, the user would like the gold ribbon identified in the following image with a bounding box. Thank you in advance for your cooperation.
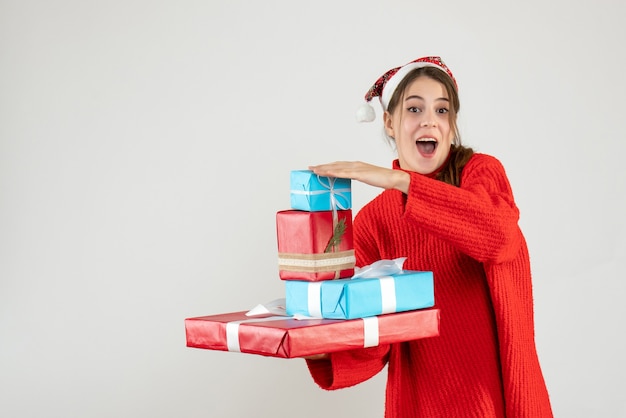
[278,250,356,273]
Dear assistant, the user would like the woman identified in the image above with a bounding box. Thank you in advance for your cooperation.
[306,57,553,417]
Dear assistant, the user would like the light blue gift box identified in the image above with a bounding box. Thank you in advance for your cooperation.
[285,270,434,320]
[290,170,352,212]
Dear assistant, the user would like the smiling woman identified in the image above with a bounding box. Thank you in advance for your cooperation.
[306,56,554,418]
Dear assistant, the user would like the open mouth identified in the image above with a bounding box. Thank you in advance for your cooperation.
[416,138,438,156]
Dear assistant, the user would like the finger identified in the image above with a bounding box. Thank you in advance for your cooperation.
[308,163,345,176]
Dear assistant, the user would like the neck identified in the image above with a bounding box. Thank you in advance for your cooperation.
[393,147,453,178]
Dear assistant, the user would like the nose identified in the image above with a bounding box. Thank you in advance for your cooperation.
[420,118,436,128]
[421,110,436,127]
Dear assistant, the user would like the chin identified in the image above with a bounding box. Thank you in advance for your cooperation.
[401,157,439,175]
[412,166,436,175]
[415,160,440,175]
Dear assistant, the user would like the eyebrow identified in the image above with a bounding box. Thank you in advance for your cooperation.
[405,95,450,103]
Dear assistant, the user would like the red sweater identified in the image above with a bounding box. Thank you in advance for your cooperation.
[306,153,553,418]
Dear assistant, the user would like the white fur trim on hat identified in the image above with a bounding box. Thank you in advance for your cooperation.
[380,62,441,111]
[356,56,457,122]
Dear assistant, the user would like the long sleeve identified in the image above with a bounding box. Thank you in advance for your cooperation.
[404,153,522,264]
[306,344,390,390]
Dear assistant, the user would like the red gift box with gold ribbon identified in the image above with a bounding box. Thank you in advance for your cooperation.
[185,308,440,359]
[276,209,355,281]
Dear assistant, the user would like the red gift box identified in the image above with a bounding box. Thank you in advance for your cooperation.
[276,209,355,281]
[185,308,440,359]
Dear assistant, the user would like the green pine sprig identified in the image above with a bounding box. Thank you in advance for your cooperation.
[324,218,346,253]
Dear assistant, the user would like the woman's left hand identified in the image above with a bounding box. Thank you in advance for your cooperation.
[309,161,409,193]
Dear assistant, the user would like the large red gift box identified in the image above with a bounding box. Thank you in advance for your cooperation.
[276,209,355,281]
[185,308,440,359]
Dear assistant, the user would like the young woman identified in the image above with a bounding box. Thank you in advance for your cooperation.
[306,56,553,418]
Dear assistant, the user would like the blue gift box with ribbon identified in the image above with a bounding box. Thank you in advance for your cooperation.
[285,259,434,320]
[290,170,351,212]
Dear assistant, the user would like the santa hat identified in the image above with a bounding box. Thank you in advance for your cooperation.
[356,56,457,122]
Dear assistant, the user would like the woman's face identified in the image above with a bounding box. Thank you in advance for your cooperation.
[383,76,454,175]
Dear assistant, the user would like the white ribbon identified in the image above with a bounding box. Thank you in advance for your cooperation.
[290,187,351,203]
[307,282,323,318]
[317,175,350,212]
[290,175,350,211]
[245,298,321,321]
[226,315,290,352]
[362,317,380,347]
[246,298,287,316]
[352,257,407,279]
[319,176,346,237]
[229,300,383,352]
[379,276,397,314]
[227,316,381,351]
[226,322,242,352]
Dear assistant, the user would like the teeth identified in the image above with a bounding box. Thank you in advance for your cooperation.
[417,138,436,142]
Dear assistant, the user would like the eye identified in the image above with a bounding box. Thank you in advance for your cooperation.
[437,108,449,114]
[407,106,421,113]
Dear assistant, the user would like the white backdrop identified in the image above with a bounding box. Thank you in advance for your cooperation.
[1,1,625,417]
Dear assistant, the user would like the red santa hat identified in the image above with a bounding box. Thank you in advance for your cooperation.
[356,56,457,122]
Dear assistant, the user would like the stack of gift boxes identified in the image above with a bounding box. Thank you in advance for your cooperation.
[279,170,436,319]
[184,170,440,359]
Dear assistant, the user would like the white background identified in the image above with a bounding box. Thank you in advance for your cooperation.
[1,1,625,417]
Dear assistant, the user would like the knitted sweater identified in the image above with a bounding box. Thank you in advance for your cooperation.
[306,153,553,418]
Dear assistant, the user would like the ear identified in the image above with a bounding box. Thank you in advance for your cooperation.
[383,111,395,138]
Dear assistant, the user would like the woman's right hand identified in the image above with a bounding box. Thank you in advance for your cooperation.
[303,353,329,360]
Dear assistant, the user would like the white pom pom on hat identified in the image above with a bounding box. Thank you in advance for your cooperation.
[356,102,376,122]
[356,56,457,123]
